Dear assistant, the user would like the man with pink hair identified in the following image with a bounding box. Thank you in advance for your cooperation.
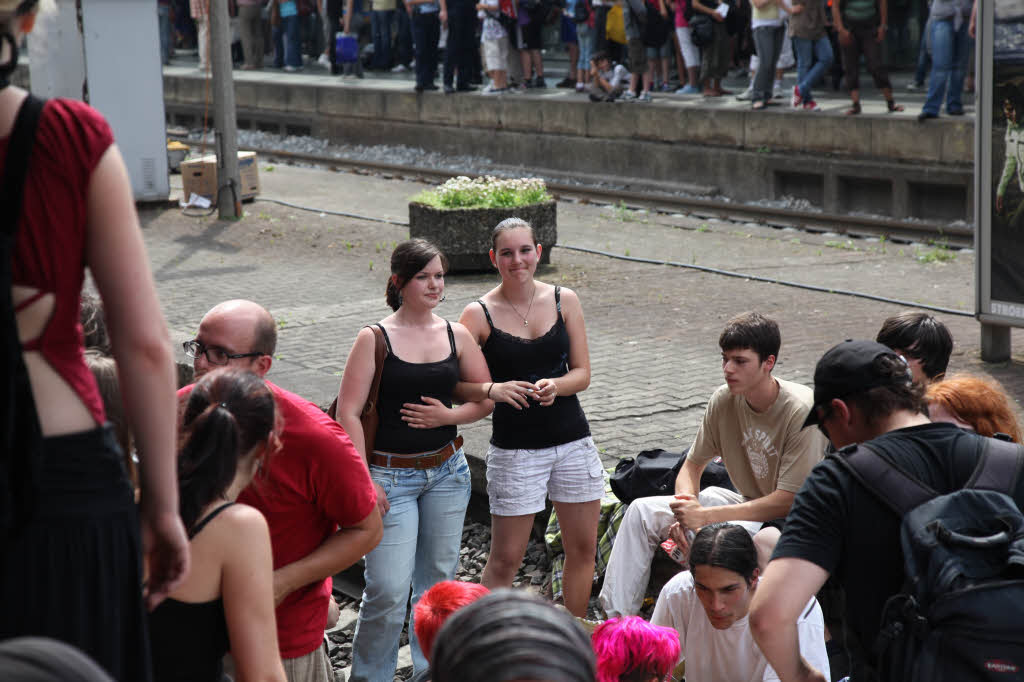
[592,617,680,682]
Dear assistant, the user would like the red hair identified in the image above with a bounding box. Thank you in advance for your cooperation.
[926,374,1024,444]
[414,581,490,661]
[592,617,680,682]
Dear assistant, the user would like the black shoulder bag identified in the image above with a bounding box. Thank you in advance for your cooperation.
[1,94,47,539]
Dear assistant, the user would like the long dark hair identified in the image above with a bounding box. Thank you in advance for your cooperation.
[689,523,759,585]
[385,239,449,311]
[178,369,277,531]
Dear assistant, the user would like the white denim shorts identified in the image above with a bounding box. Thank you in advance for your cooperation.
[485,435,604,516]
[483,34,510,72]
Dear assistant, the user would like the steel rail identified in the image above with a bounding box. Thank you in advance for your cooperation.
[170,135,974,248]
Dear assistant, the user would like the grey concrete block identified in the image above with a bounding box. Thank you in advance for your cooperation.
[418,91,460,125]
[383,90,421,123]
[320,88,384,119]
[234,80,259,109]
[175,75,205,104]
[685,109,745,147]
[544,100,589,136]
[872,117,938,163]
[585,102,634,140]
[459,96,502,130]
[744,110,807,152]
[288,83,318,113]
[501,97,544,132]
[940,119,974,165]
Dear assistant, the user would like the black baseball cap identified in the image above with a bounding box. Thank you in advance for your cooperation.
[802,340,910,428]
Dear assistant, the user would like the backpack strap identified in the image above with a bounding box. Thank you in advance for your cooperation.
[829,443,939,517]
[966,436,1024,495]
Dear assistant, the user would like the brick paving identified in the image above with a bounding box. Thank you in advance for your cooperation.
[148,163,1023,470]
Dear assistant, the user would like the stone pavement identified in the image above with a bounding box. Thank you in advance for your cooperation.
[147,162,1022,473]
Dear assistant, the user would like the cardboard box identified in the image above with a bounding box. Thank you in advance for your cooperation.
[181,150,260,201]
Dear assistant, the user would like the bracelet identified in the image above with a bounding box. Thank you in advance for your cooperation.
[486,382,494,399]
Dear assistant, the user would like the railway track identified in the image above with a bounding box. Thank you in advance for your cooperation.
[171,135,975,249]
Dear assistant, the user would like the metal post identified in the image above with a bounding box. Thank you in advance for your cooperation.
[209,0,241,219]
[980,323,1012,363]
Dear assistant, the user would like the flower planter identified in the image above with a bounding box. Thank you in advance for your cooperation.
[407,200,557,273]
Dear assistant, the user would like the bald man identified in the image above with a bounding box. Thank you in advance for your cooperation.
[180,300,383,682]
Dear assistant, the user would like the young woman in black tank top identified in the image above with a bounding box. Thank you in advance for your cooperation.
[457,219,604,618]
[149,370,286,682]
[336,239,492,682]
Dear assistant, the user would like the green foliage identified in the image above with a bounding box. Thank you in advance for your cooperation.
[411,176,551,209]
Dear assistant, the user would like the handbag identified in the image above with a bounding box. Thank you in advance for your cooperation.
[689,12,713,47]
[327,325,388,456]
[1,95,46,537]
[610,447,735,505]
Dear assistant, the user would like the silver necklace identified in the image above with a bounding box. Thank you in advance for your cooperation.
[502,283,536,327]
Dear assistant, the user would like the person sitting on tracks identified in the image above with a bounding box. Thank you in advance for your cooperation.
[588,51,629,101]
[875,311,953,384]
[181,299,382,682]
[652,523,829,682]
[598,311,826,618]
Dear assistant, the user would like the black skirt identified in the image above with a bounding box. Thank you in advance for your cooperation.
[0,425,152,682]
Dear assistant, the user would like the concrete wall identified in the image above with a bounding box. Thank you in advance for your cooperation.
[164,73,975,223]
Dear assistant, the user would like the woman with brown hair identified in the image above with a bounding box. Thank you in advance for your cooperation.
[337,238,493,682]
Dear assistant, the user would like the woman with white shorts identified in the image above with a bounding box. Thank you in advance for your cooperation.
[458,218,603,617]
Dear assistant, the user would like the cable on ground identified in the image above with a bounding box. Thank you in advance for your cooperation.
[250,196,975,318]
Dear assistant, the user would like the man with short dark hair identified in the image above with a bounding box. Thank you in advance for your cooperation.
[182,300,383,682]
[875,311,953,383]
[599,312,826,618]
[749,340,1024,681]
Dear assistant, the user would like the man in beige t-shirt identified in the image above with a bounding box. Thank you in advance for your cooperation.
[599,312,825,618]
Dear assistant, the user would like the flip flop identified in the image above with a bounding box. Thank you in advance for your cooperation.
[887,100,904,113]
[845,101,862,116]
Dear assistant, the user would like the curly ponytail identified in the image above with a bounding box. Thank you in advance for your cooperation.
[178,369,277,531]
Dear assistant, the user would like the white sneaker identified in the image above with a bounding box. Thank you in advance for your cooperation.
[391,63,408,73]
[283,65,300,72]
[735,85,753,101]
[621,90,637,101]
[637,90,652,102]
[773,81,783,99]
[576,82,585,92]
[317,53,330,68]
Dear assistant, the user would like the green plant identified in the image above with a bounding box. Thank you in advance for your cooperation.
[410,175,551,209]
[613,201,635,222]
[915,243,956,264]
[824,240,859,251]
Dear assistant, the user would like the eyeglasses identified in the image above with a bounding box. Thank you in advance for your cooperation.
[182,340,264,366]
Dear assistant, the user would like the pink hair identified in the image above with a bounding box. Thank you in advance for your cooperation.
[592,617,680,682]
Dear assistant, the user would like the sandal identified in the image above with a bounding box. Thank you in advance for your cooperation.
[752,100,766,110]
[845,101,862,116]
[887,99,904,113]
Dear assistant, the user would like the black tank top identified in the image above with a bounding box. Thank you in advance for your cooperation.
[480,287,590,449]
[148,502,233,682]
[374,322,460,455]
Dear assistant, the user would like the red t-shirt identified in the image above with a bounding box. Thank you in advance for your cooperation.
[179,380,377,658]
[8,98,115,424]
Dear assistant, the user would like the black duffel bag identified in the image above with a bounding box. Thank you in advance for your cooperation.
[610,447,734,505]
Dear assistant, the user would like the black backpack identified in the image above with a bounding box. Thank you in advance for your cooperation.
[571,0,590,24]
[610,448,734,505]
[834,437,1024,681]
[640,0,670,47]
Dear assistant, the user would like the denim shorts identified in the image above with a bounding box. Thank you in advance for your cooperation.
[486,435,604,516]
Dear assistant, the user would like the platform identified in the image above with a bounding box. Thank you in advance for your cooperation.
[161,58,976,223]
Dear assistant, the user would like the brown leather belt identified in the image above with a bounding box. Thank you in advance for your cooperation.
[370,436,464,470]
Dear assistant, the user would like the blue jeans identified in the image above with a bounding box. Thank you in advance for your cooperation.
[793,35,833,103]
[922,17,969,116]
[158,5,171,64]
[411,11,440,87]
[371,10,394,69]
[274,14,303,67]
[349,450,471,682]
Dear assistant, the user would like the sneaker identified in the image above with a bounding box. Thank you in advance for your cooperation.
[620,90,637,101]
[773,82,783,99]
[675,84,700,94]
[906,80,923,91]
[637,90,652,102]
[556,76,575,88]
[802,100,821,111]
[391,63,409,73]
[317,53,330,68]
[575,82,585,92]
[283,65,300,72]
[791,85,802,108]
[735,85,753,101]
[533,76,547,88]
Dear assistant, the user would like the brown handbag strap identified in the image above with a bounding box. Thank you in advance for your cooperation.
[362,324,388,415]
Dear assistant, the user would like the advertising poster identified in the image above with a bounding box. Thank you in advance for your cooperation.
[990,0,1024,318]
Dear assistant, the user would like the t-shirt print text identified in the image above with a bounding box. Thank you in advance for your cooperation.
[742,428,778,479]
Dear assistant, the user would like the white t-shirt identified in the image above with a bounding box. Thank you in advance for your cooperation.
[651,571,830,682]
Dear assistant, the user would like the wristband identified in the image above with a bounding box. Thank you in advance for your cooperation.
[486,382,494,399]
